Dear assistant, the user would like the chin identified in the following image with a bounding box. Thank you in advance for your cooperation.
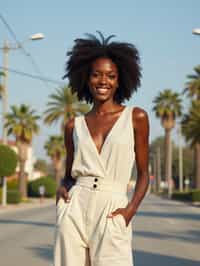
[94,95,110,102]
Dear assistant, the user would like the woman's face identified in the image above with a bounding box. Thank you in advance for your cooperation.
[88,57,119,102]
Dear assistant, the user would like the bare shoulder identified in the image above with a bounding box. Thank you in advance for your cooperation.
[132,107,149,130]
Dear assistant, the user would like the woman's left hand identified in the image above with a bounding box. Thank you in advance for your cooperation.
[107,206,136,227]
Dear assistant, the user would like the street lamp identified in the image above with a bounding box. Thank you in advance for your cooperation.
[0,33,44,206]
[29,33,44,41]
[192,28,200,35]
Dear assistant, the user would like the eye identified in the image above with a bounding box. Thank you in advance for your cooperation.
[108,74,117,79]
[91,72,99,78]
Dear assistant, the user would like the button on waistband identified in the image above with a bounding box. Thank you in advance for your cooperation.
[76,176,127,194]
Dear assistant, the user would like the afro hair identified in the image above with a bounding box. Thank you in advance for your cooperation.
[64,31,141,103]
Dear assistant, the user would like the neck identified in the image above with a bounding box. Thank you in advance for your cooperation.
[92,100,120,115]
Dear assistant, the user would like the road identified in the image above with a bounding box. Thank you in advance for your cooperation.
[133,194,200,266]
[0,194,199,266]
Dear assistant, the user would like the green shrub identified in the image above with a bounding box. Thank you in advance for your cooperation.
[191,189,200,202]
[0,145,18,177]
[172,189,200,202]
[7,190,21,204]
[0,188,21,204]
[7,179,19,190]
[172,191,192,201]
[28,176,56,198]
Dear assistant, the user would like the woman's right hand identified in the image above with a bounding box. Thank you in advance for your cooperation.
[56,186,70,205]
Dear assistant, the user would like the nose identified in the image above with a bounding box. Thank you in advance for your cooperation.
[99,74,107,84]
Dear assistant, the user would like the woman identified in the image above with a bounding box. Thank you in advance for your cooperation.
[54,32,149,266]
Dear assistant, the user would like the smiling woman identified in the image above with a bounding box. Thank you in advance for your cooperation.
[63,31,141,104]
[54,32,149,266]
[88,58,119,103]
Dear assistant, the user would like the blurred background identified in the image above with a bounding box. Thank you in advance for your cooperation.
[0,1,199,266]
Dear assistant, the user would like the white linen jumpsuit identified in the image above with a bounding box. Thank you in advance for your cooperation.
[54,105,135,266]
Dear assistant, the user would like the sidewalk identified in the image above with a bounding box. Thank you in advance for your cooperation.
[0,197,55,214]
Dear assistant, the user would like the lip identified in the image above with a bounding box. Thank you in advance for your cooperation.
[96,87,109,94]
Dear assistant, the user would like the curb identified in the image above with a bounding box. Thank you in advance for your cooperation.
[0,198,55,215]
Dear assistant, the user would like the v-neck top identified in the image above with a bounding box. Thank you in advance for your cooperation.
[71,106,135,187]
[83,106,128,156]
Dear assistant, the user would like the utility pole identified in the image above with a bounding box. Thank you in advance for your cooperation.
[2,40,9,143]
[178,125,183,191]
[1,40,9,206]
[0,34,44,206]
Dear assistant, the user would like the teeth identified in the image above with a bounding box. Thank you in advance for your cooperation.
[96,88,108,93]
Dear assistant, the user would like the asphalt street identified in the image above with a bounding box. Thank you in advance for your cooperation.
[133,194,200,266]
[0,194,199,266]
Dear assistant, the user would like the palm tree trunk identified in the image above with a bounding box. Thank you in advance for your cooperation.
[17,141,28,198]
[156,146,161,192]
[55,168,62,187]
[19,160,27,198]
[52,156,63,187]
[165,128,173,197]
[195,143,200,188]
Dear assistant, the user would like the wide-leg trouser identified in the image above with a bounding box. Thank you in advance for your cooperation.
[53,183,133,266]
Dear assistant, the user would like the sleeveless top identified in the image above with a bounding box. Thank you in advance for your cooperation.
[71,106,135,189]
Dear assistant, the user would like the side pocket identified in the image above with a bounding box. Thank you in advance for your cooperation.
[56,185,77,225]
[115,214,127,231]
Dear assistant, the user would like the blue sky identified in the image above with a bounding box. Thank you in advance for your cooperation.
[0,1,200,159]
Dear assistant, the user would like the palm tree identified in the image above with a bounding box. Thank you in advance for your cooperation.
[153,89,182,196]
[5,104,40,198]
[0,71,5,99]
[44,135,65,186]
[184,65,200,99]
[183,65,200,188]
[182,101,200,188]
[44,85,90,132]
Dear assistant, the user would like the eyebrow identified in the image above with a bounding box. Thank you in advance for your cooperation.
[92,70,118,73]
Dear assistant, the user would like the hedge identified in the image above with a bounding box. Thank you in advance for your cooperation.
[7,190,21,203]
[28,176,56,198]
[191,190,200,202]
[0,188,21,204]
[0,144,18,177]
[172,189,200,202]
[172,191,192,201]
[7,179,19,190]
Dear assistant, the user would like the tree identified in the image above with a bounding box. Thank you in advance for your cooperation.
[5,104,40,198]
[150,136,194,189]
[0,71,5,98]
[183,65,200,188]
[153,89,182,196]
[150,136,165,179]
[182,100,200,188]
[44,85,90,132]
[0,144,18,177]
[184,65,200,99]
[44,135,65,186]
[34,159,49,174]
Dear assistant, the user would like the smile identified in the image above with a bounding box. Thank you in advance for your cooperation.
[96,87,109,94]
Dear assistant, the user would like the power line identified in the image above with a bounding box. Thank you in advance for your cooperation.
[0,66,64,85]
[0,13,49,89]
[0,13,21,47]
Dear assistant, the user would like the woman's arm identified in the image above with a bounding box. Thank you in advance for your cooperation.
[63,118,76,189]
[109,107,149,225]
[56,118,75,204]
[126,107,149,216]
